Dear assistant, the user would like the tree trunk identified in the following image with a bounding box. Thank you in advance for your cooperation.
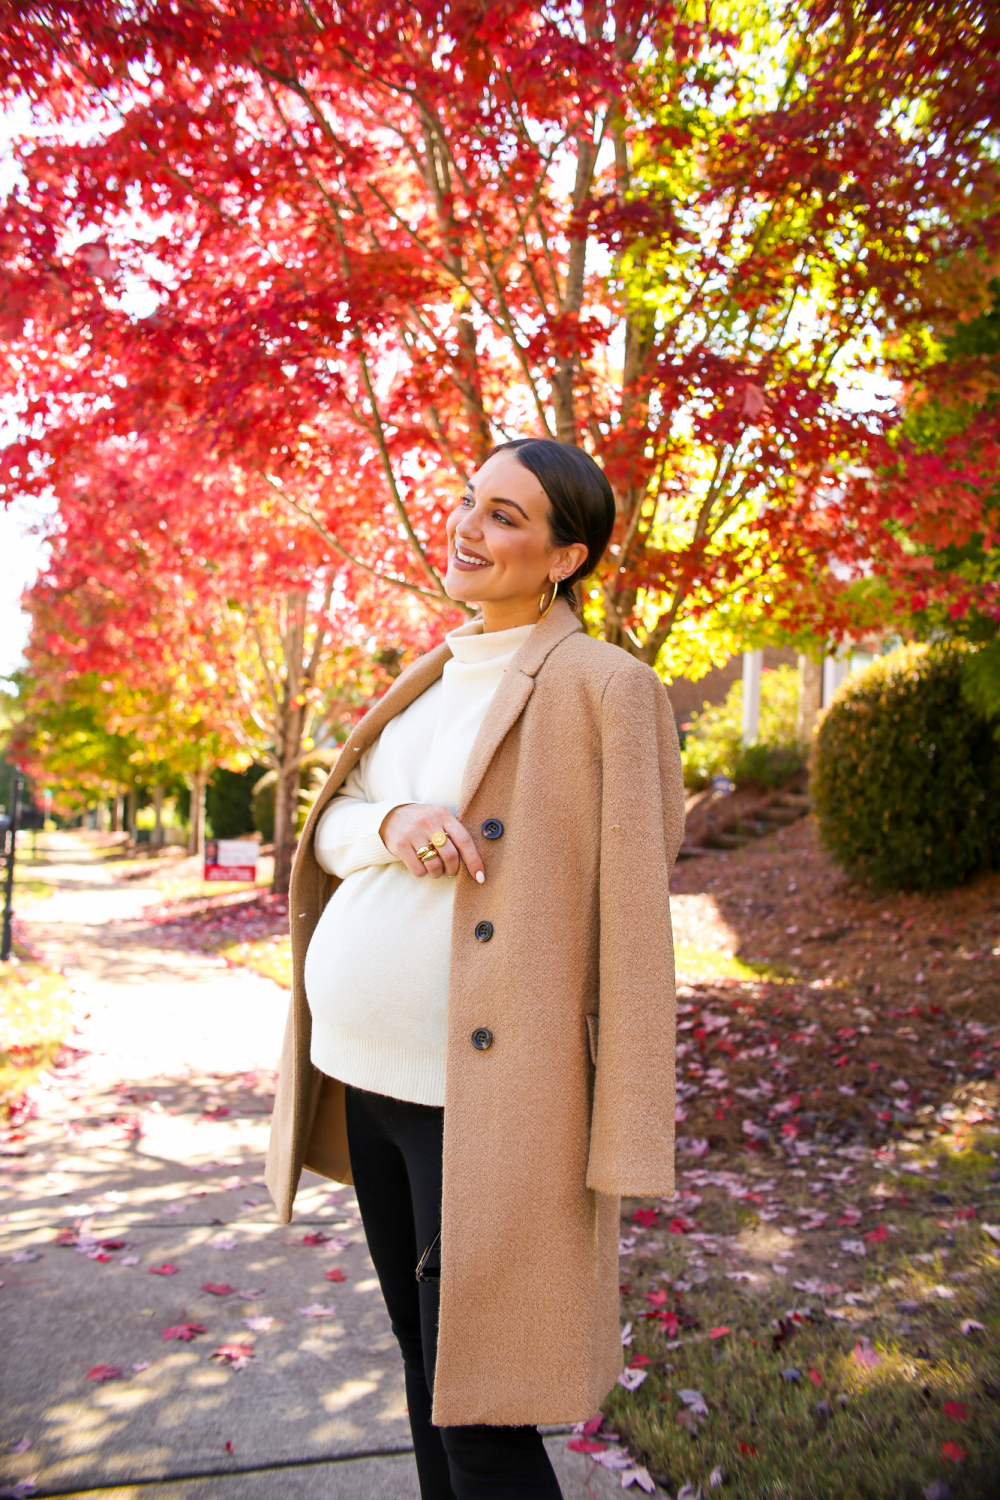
[271,758,300,897]
[109,790,120,832]
[126,787,137,842]
[151,785,164,847]
[188,767,208,859]
[270,590,311,897]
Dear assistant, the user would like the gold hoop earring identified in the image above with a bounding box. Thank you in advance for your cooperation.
[539,577,561,617]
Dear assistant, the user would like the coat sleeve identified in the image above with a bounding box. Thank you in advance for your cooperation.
[586,658,685,1198]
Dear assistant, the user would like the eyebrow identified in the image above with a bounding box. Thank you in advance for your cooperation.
[465,482,529,520]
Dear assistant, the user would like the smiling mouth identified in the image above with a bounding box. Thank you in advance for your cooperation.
[453,544,492,569]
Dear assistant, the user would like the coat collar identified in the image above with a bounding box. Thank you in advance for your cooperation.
[323,598,582,827]
[457,598,581,816]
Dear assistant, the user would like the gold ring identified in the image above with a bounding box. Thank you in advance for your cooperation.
[429,829,448,849]
[416,845,437,863]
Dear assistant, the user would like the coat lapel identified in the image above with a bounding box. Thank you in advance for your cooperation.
[458,600,582,817]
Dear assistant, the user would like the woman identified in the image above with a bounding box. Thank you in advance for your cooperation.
[266,438,684,1500]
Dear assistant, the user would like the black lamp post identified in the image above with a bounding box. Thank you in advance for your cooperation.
[1,771,21,962]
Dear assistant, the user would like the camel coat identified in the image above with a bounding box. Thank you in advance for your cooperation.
[265,600,684,1426]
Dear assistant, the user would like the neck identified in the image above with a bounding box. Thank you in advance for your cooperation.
[479,594,549,633]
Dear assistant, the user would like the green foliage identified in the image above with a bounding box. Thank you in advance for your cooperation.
[680,665,804,790]
[251,752,337,843]
[963,640,1000,725]
[813,644,1000,890]
[206,764,268,839]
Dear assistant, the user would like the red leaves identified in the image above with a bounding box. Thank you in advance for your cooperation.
[941,1440,968,1463]
[942,1402,968,1423]
[707,1326,730,1339]
[149,1264,179,1276]
[807,1369,822,1386]
[86,1364,122,1383]
[201,1283,237,1296]
[666,1217,696,1235]
[211,1343,255,1370]
[302,1231,333,1247]
[645,1289,670,1308]
[324,1268,347,1282]
[864,1224,888,1246]
[632,1209,658,1228]
[161,1323,206,1342]
[740,1441,756,1456]
[568,1437,608,1454]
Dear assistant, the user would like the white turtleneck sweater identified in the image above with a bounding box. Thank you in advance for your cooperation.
[304,619,535,1108]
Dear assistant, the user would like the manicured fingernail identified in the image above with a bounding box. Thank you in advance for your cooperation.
[476,871,485,883]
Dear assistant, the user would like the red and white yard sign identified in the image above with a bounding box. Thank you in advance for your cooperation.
[204,839,259,883]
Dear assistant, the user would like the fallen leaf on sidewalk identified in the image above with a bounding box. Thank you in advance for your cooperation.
[211,1343,255,1370]
[242,1315,274,1332]
[298,1303,337,1317]
[201,1283,237,1296]
[568,1437,608,1453]
[208,1235,237,1250]
[160,1203,186,1215]
[131,1361,151,1373]
[620,1466,655,1492]
[149,1264,179,1276]
[120,1256,139,1267]
[85,1365,123,1383]
[161,1323,207,1342]
[237,1286,265,1298]
[325,1268,347,1282]
[8,1251,41,1264]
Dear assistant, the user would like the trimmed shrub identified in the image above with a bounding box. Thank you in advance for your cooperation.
[812,643,1000,891]
[680,664,805,791]
[207,765,268,839]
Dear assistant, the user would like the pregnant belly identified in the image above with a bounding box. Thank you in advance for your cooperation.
[304,862,456,1052]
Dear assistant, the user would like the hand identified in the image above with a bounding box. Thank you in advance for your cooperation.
[379,804,486,883]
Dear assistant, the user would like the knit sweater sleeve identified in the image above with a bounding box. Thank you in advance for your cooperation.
[313,745,404,879]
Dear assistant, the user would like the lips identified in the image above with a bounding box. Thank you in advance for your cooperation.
[453,544,492,570]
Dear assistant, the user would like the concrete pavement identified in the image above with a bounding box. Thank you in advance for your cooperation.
[1,840,624,1499]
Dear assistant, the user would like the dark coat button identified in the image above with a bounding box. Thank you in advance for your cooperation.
[472,1027,493,1050]
[482,819,504,840]
[474,920,494,942]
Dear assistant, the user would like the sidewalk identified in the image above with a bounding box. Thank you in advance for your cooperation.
[1,838,620,1499]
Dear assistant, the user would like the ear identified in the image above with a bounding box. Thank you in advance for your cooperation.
[551,541,589,580]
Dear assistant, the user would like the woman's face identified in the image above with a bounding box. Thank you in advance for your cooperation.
[444,452,586,618]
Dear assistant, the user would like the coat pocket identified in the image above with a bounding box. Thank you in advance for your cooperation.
[585,1013,600,1066]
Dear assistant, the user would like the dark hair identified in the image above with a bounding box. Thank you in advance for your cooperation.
[489,438,616,608]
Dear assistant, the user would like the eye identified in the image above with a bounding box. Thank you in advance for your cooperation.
[460,493,474,508]
[491,509,514,525]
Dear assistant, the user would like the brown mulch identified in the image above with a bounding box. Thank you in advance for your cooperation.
[668,816,1000,1155]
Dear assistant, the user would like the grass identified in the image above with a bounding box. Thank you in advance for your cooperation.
[607,1113,1000,1498]
[0,942,75,1117]
[217,932,292,987]
[674,943,791,985]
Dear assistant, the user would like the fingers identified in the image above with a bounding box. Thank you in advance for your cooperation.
[441,812,486,884]
[379,803,485,883]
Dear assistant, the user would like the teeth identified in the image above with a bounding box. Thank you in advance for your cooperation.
[456,547,490,567]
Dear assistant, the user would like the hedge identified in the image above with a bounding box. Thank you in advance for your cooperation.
[812,643,1000,890]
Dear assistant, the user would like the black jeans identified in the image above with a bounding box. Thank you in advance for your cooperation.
[344,1085,562,1500]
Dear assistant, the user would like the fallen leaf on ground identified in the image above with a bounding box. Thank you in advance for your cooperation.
[237,1287,265,1298]
[864,1224,888,1245]
[160,1203,186,1215]
[120,1256,139,1267]
[211,1343,256,1370]
[807,1369,822,1386]
[208,1235,237,1250]
[325,1268,347,1282]
[960,1319,986,1334]
[677,1388,709,1415]
[923,1483,951,1500]
[617,1367,648,1391]
[149,1264,179,1276]
[201,1283,237,1296]
[297,1303,337,1317]
[85,1365,122,1383]
[242,1316,274,1332]
[941,1440,968,1463]
[621,1467,655,1492]
[708,1326,729,1338]
[942,1402,968,1423]
[161,1323,206,1342]
[9,1251,41,1264]
[781,1368,802,1382]
[709,1467,724,1489]
[568,1437,608,1454]
[853,1337,882,1369]
[131,1361,151,1373]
